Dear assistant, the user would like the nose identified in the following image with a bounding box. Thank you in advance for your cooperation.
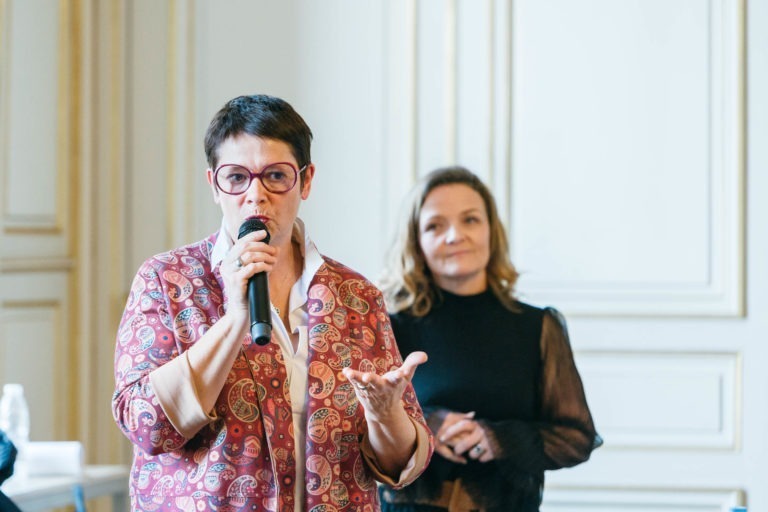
[445,224,464,245]
[244,176,268,203]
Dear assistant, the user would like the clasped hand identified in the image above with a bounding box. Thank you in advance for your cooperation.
[435,411,495,463]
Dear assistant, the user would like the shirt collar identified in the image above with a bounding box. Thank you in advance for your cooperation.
[293,218,324,312]
[209,217,324,289]
[210,217,233,269]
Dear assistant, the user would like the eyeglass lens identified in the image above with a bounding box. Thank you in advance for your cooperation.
[216,164,297,194]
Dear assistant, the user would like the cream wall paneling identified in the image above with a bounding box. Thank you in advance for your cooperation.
[0,0,78,449]
[383,0,756,507]
[0,272,72,443]
[383,0,418,241]
[384,0,513,241]
[1,0,74,259]
[191,1,392,279]
[90,0,134,468]
[383,0,747,318]
[576,350,739,450]
[509,0,744,316]
[0,4,764,510]
[168,0,197,250]
[541,487,744,512]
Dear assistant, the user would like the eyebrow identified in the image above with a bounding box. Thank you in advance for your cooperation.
[420,207,482,223]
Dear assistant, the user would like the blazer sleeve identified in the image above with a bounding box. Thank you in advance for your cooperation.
[111,259,212,455]
[359,289,434,488]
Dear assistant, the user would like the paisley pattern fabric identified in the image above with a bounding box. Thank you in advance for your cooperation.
[113,233,430,511]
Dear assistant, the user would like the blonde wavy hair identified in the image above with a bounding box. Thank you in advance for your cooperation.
[381,166,519,316]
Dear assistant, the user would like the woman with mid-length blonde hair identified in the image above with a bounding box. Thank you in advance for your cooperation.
[381,166,519,317]
[379,166,602,512]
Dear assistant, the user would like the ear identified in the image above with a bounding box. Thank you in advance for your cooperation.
[206,168,221,204]
[300,163,316,200]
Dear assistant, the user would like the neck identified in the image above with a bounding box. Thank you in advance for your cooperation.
[269,237,303,316]
[435,273,487,296]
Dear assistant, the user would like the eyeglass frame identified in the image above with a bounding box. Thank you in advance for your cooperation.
[212,161,309,195]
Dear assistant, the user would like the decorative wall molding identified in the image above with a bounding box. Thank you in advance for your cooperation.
[167,0,196,249]
[384,0,513,236]
[1,1,66,234]
[509,0,745,317]
[577,350,740,450]
[542,486,744,512]
[0,273,70,441]
[385,0,746,317]
[383,0,418,239]
[0,256,75,272]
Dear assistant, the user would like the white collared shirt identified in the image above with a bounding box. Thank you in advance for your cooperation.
[210,217,323,510]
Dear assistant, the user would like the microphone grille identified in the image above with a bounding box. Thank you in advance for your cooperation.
[238,218,270,244]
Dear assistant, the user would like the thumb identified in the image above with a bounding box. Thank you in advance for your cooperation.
[400,351,428,379]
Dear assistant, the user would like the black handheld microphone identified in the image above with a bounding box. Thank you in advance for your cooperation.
[238,218,272,345]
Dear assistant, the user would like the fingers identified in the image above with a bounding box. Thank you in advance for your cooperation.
[348,376,372,398]
[341,367,369,388]
[399,351,428,379]
[461,439,492,462]
[435,442,467,464]
[402,350,428,370]
[220,231,278,314]
[450,428,484,456]
[227,231,278,274]
[342,368,379,403]
[438,416,476,441]
[240,228,270,243]
[435,411,475,440]
[344,351,428,389]
[342,364,412,408]
[434,416,479,465]
[449,425,494,462]
[342,353,427,423]
[234,247,277,273]
[381,351,428,385]
[477,446,494,463]
[435,412,494,462]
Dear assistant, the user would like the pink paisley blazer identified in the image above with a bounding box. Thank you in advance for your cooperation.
[112,233,432,512]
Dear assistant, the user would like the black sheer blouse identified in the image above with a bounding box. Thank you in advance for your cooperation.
[380,289,601,512]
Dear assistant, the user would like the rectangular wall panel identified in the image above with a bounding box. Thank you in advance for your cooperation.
[1,0,75,261]
[510,0,744,316]
[4,0,59,228]
[456,0,492,175]
[0,306,58,442]
[577,351,739,449]
[0,271,71,442]
[416,0,456,172]
[542,487,744,512]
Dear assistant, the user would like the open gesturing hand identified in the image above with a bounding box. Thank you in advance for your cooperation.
[342,351,428,423]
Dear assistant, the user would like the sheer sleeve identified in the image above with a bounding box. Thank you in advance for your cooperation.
[482,307,601,473]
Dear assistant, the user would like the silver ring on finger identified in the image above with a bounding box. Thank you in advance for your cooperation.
[472,443,484,456]
[235,256,244,269]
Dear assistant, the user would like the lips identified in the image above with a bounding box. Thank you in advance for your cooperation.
[445,250,472,258]
[246,214,270,224]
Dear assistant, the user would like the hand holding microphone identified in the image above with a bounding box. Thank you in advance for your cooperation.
[238,218,272,345]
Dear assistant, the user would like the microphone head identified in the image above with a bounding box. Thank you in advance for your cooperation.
[238,218,270,244]
[251,323,272,346]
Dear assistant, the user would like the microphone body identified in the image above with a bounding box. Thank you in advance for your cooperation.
[238,218,272,345]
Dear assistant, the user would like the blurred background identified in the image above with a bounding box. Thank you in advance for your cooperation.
[0,0,766,510]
